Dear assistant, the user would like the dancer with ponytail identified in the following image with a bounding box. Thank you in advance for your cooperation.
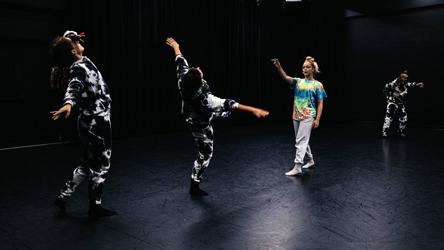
[50,31,116,217]
[272,56,327,176]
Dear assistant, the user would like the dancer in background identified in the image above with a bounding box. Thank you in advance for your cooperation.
[50,31,116,217]
[272,57,327,176]
[166,37,269,196]
[382,70,424,138]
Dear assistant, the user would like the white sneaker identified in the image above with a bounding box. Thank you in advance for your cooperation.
[302,160,315,169]
[285,164,302,176]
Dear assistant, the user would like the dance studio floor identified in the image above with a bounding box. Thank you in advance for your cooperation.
[1,122,443,249]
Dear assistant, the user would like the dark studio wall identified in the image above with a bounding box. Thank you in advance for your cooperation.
[3,0,443,149]
[66,0,292,140]
[0,0,73,147]
[0,0,365,149]
[66,0,344,141]
[343,0,444,128]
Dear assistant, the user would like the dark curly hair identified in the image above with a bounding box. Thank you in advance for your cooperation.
[49,37,75,90]
[181,67,203,99]
[396,70,409,85]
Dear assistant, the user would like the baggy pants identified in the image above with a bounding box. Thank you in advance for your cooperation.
[187,122,214,183]
[293,117,314,165]
[58,113,112,205]
[382,102,407,134]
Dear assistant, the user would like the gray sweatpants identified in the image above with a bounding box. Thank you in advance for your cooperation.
[293,117,314,164]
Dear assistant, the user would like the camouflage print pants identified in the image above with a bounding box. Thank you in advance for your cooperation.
[187,122,214,183]
[382,102,407,134]
[58,113,112,205]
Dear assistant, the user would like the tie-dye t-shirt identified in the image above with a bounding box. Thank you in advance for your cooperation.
[291,77,327,121]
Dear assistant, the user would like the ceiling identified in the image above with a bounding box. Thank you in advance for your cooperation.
[344,0,444,15]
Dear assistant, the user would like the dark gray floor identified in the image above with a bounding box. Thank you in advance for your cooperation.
[1,122,443,250]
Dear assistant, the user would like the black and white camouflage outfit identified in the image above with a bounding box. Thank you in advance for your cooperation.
[382,78,422,136]
[175,54,239,184]
[56,31,113,211]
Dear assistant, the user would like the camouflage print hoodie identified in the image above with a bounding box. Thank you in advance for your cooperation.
[63,56,112,117]
[175,54,238,124]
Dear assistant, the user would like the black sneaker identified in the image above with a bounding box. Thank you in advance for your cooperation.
[54,197,67,213]
[189,180,209,196]
[399,133,406,137]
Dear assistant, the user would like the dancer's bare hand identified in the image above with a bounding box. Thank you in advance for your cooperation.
[253,108,270,118]
[271,58,281,68]
[166,37,179,48]
[50,104,72,120]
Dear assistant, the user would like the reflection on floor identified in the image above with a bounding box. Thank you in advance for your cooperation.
[1,122,443,249]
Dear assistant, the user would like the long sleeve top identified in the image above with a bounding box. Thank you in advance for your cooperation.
[384,79,421,104]
[175,54,238,124]
[63,57,112,116]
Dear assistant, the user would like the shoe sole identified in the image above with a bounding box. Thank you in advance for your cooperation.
[302,164,314,169]
[302,164,315,169]
[285,171,302,176]
[54,199,66,213]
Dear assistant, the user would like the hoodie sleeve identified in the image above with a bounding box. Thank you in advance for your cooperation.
[63,65,85,107]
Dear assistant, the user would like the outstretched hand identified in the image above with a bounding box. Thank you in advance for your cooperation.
[237,104,270,118]
[252,108,270,118]
[50,104,72,120]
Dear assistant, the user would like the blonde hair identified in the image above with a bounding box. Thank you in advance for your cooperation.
[305,56,320,74]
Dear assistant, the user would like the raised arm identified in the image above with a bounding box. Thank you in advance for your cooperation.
[166,37,190,82]
[166,37,182,56]
[271,58,293,85]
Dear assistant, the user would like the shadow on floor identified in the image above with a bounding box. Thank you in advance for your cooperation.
[1,122,443,249]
